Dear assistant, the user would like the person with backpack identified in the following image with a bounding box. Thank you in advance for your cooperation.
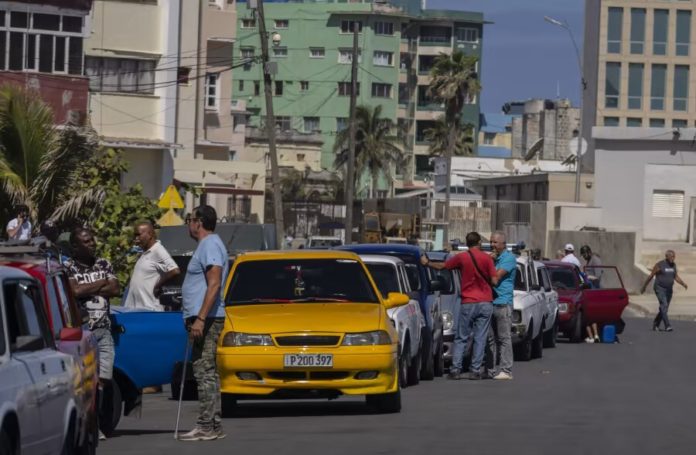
[421,231,499,380]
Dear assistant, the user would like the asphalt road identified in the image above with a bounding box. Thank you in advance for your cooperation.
[99,316,696,455]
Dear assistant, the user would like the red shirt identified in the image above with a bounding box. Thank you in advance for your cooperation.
[445,249,496,304]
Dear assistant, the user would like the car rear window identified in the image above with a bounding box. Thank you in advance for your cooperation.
[226,259,379,305]
[365,263,400,298]
[548,268,577,290]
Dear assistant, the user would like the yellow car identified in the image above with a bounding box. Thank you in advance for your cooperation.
[216,250,409,414]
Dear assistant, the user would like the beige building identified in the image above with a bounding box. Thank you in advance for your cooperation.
[86,0,265,220]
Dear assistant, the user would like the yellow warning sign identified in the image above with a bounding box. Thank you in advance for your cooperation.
[158,209,184,227]
[158,185,184,209]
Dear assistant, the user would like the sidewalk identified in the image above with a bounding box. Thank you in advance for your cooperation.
[628,294,696,322]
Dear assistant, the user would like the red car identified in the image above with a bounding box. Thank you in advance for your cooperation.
[0,245,99,454]
[543,261,628,342]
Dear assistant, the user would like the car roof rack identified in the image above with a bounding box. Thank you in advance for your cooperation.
[0,236,56,254]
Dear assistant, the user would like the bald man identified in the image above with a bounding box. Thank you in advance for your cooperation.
[124,222,180,311]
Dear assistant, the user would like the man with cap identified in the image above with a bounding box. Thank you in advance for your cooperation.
[561,243,581,267]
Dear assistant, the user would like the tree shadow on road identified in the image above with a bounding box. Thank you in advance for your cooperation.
[225,400,378,419]
[109,429,175,438]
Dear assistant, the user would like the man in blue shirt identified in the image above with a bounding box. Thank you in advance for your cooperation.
[486,231,517,380]
[178,205,229,442]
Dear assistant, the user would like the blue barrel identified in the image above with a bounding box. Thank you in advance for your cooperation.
[602,325,616,343]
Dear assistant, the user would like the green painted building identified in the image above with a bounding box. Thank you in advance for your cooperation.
[233,0,484,194]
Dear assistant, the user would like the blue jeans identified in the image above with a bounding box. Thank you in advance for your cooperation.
[451,302,493,373]
[653,285,673,329]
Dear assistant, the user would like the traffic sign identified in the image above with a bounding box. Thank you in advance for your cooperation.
[158,185,184,209]
[158,209,184,227]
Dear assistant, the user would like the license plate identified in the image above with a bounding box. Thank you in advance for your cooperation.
[283,354,333,368]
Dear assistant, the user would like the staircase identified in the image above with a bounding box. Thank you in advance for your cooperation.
[640,241,696,297]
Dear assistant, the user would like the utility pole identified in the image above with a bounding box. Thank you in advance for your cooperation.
[255,0,284,248]
[344,22,359,244]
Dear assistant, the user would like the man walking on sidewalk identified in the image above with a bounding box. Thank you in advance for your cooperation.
[641,250,688,332]
[178,206,229,441]
[421,232,498,380]
[486,231,517,380]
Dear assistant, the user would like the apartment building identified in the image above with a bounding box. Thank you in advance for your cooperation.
[86,0,265,221]
[233,0,483,196]
[0,0,92,125]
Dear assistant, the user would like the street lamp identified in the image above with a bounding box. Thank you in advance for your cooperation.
[271,32,282,47]
[544,15,585,203]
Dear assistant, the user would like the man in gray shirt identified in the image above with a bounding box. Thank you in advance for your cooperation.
[641,250,688,332]
[580,245,603,288]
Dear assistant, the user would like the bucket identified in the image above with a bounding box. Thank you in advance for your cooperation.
[602,325,616,343]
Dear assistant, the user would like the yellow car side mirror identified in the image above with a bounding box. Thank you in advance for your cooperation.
[383,292,410,309]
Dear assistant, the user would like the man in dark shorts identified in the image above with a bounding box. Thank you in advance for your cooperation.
[641,250,688,332]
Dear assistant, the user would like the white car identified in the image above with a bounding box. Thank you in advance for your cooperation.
[0,266,78,455]
[512,257,546,361]
[360,255,425,387]
[534,261,560,348]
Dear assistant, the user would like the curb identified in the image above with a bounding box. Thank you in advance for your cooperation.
[627,301,696,322]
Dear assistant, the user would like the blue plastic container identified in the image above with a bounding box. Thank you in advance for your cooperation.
[602,324,616,343]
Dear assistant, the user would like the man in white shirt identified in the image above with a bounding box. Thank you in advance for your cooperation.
[124,221,180,311]
[6,205,31,240]
[561,243,582,267]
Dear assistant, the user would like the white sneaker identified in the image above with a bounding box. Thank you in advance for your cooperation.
[99,430,106,441]
[493,371,513,380]
[585,337,595,343]
[178,427,218,441]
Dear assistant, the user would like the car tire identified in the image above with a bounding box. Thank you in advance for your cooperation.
[221,393,238,418]
[569,311,583,343]
[406,343,421,386]
[514,320,533,361]
[398,344,410,389]
[531,320,544,359]
[543,317,558,348]
[0,428,16,455]
[99,380,122,437]
[433,337,445,377]
[366,388,401,414]
[419,330,435,380]
[61,417,77,455]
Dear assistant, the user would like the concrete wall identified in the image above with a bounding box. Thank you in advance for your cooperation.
[557,206,602,231]
[548,230,646,293]
[643,164,696,241]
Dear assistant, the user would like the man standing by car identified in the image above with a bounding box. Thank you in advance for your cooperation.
[580,245,603,288]
[486,231,517,380]
[124,221,180,311]
[65,227,120,440]
[641,250,688,332]
[421,232,498,380]
[561,243,581,267]
[178,205,229,442]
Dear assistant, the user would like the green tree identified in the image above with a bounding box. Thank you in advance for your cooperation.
[0,85,102,227]
[428,51,480,242]
[333,105,403,198]
[425,116,475,157]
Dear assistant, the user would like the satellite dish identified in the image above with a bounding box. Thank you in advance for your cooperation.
[524,137,544,161]
[568,137,588,157]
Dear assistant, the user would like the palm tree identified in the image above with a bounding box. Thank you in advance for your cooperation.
[0,85,102,227]
[428,51,480,242]
[425,116,475,158]
[334,105,403,198]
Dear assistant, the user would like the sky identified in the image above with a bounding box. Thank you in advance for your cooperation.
[428,0,585,113]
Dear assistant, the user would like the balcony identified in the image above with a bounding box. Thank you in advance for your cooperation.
[245,126,323,145]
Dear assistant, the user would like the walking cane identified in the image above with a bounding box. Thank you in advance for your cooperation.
[174,338,192,440]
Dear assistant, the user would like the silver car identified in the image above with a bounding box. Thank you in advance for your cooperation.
[425,252,461,367]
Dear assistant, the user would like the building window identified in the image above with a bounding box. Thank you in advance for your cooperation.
[85,57,155,94]
[371,83,392,98]
[673,119,688,128]
[274,80,283,96]
[398,83,409,105]
[604,62,621,109]
[456,27,479,43]
[274,116,292,132]
[241,47,254,70]
[204,73,220,110]
[337,117,348,131]
[303,116,319,133]
[628,63,643,110]
[650,64,667,110]
[297,153,305,162]
[627,118,642,127]
[649,118,665,128]
[241,18,256,28]
[309,47,325,58]
[607,7,623,53]
[300,81,309,92]
[340,20,363,33]
[274,19,288,29]
[653,9,668,55]
[420,25,451,44]
[272,47,287,58]
[338,49,361,64]
[338,82,359,96]
[254,81,260,96]
[374,21,394,35]
[673,65,689,112]
[603,116,619,126]
[483,132,495,144]
[676,10,691,56]
[630,8,645,54]
[238,79,244,91]
[177,66,191,84]
[652,190,684,218]
[373,51,393,66]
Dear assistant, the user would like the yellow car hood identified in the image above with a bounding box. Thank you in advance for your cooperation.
[225,303,384,334]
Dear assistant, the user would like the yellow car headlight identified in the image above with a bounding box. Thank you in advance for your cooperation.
[342,331,391,346]
[222,332,274,347]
